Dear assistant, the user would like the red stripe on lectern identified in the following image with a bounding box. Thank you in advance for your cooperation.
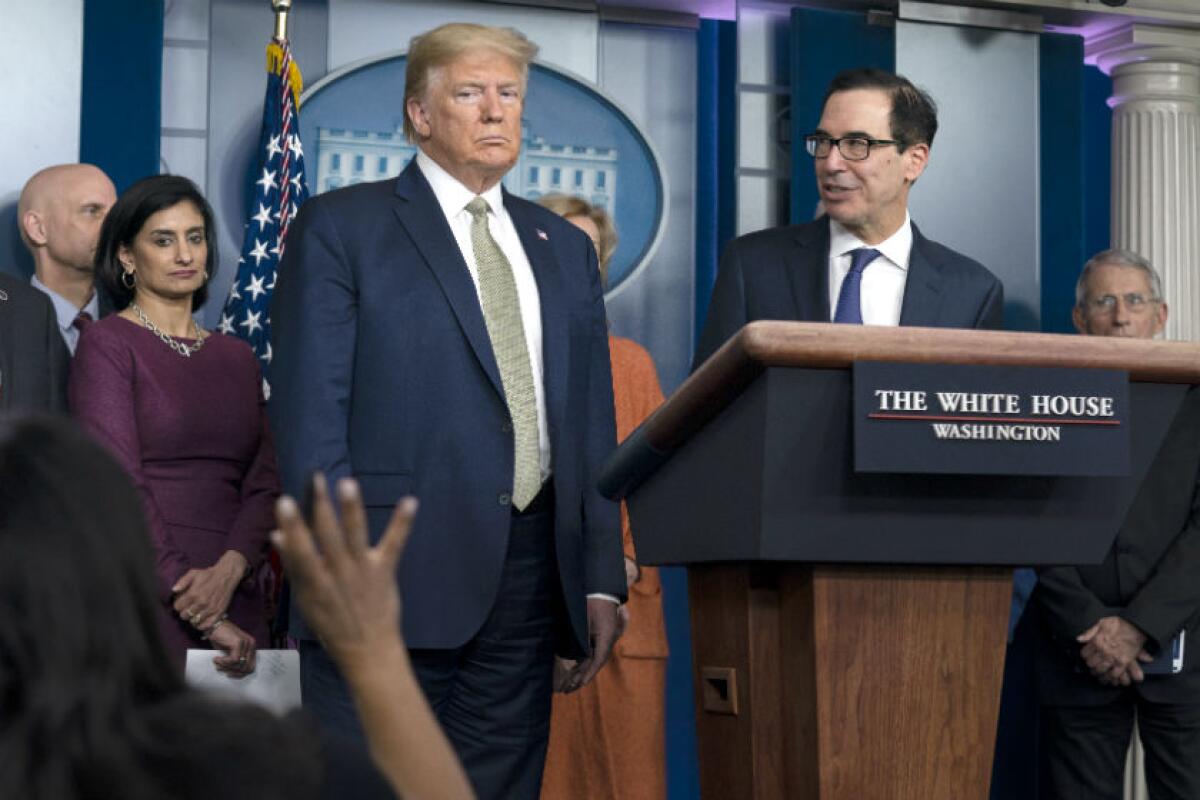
[867,413,1121,426]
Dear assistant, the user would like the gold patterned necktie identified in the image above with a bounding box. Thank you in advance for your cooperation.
[466,196,542,510]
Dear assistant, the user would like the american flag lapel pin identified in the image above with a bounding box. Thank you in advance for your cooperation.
[536,229,549,241]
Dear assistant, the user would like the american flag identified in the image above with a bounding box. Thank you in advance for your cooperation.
[219,39,308,391]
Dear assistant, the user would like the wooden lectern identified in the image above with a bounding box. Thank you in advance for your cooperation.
[598,322,1200,800]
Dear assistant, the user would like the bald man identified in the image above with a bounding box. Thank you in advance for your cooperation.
[18,164,117,354]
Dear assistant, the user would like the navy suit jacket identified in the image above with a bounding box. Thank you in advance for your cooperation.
[0,272,68,413]
[695,216,1004,363]
[269,160,625,655]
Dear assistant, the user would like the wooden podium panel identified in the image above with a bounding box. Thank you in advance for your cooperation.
[598,323,1200,800]
[690,564,1010,799]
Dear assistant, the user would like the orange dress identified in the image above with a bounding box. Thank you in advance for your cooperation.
[541,335,669,800]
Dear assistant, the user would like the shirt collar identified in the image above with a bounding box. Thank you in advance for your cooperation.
[828,212,913,271]
[30,274,97,331]
[416,150,506,222]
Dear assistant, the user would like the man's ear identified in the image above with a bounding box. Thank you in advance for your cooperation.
[1072,305,1088,335]
[902,142,929,184]
[21,210,47,247]
[117,243,134,271]
[1153,301,1169,337]
[406,97,431,139]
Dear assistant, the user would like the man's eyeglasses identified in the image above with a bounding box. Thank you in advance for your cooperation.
[804,134,901,161]
[1084,293,1160,314]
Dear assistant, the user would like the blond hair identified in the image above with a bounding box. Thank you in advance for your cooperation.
[538,194,618,287]
[403,23,539,142]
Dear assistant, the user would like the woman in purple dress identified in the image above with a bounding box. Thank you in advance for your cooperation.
[70,175,277,674]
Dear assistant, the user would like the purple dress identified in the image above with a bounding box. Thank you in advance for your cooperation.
[69,315,280,662]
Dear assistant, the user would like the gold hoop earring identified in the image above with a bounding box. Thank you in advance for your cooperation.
[121,271,136,290]
[202,269,209,281]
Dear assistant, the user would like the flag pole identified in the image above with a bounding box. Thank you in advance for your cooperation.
[272,0,292,42]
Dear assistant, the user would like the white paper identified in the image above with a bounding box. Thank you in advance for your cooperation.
[184,649,302,715]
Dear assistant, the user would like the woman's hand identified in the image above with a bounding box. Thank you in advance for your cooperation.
[208,618,257,677]
[172,550,249,631]
[272,474,413,672]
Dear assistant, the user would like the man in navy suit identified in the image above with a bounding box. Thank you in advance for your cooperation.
[270,22,625,799]
[696,68,1003,363]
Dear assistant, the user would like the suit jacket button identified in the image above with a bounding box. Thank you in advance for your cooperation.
[498,492,512,506]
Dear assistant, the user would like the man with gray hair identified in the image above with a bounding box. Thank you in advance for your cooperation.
[1032,249,1200,798]
[271,22,625,798]
[1071,248,1167,339]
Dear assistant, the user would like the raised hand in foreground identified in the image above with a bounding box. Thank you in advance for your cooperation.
[273,475,474,800]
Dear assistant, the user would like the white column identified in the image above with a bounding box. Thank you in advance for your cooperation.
[1089,24,1200,342]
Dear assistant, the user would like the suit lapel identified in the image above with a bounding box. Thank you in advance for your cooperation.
[898,223,944,326]
[391,161,505,399]
[506,192,567,444]
[787,217,832,322]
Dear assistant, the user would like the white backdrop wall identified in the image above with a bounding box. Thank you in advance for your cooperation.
[0,0,84,276]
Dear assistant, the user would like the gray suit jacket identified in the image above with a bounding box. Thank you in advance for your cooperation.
[695,216,1004,364]
[0,272,68,413]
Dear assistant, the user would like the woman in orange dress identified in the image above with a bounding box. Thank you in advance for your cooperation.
[537,195,669,800]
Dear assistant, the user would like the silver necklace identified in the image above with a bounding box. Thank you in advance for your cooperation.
[131,303,207,358]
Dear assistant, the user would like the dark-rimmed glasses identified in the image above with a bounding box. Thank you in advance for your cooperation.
[805,134,901,161]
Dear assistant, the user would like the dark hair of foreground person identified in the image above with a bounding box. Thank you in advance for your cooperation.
[0,418,389,800]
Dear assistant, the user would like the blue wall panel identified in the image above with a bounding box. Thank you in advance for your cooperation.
[695,20,738,345]
[1038,33,1086,335]
[1083,65,1113,265]
[80,0,164,193]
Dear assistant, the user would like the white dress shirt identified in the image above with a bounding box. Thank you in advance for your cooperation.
[827,214,913,326]
[416,150,551,482]
[30,274,99,355]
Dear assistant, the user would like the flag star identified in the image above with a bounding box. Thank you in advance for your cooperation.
[290,172,304,191]
[251,203,273,231]
[287,134,304,159]
[262,377,271,402]
[266,275,276,291]
[218,314,236,335]
[272,234,284,255]
[245,274,267,302]
[290,202,300,219]
[239,309,263,336]
[248,238,270,266]
[227,280,242,300]
[256,168,278,195]
[261,341,273,364]
[266,135,283,160]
